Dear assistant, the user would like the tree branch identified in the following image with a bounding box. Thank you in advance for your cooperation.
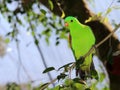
[84,23,120,58]
[40,63,76,89]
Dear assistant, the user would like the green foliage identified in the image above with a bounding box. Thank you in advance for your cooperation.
[0,62,109,90]
[6,83,21,90]
[39,83,49,90]
[34,39,39,46]
[43,67,55,73]
[41,28,52,45]
[57,73,67,81]
[48,0,54,10]
[40,9,47,15]
[0,0,66,46]
[99,73,106,82]
[85,3,120,23]
[90,70,99,80]
[58,62,73,71]
[106,8,112,15]
[50,78,87,90]
[5,38,10,44]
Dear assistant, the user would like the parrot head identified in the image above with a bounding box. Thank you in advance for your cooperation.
[64,16,80,28]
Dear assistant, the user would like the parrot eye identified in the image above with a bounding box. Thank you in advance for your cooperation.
[70,20,73,22]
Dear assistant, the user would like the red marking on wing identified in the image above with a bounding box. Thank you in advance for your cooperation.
[68,34,72,48]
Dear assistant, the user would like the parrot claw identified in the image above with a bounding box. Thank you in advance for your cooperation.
[76,56,85,70]
[78,56,85,64]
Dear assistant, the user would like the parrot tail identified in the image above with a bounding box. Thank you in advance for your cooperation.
[90,61,95,72]
[75,56,86,80]
[76,69,85,80]
[76,60,98,80]
[90,61,99,80]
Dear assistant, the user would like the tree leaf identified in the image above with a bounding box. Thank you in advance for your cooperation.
[106,8,112,15]
[97,12,102,17]
[8,15,12,23]
[5,38,10,43]
[99,73,106,82]
[16,17,22,25]
[55,41,59,46]
[91,70,99,80]
[7,0,12,3]
[40,9,46,15]
[103,17,108,23]
[57,73,67,81]
[60,31,67,39]
[85,17,92,23]
[45,37,49,45]
[73,78,86,85]
[61,9,65,18]
[31,31,35,36]
[58,62,73,71]
[43,67,55,73]
[73,78,81,83]
[42,29,51,35]
[39,83,49,90]
[48,0,54,10]
[34,39,39,45]
[85,88,91,90]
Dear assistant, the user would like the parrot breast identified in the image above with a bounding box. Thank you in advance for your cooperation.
[70,26,95,60]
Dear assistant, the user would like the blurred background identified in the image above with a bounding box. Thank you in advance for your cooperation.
[0,0,120,90]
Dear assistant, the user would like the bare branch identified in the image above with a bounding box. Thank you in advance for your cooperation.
[84,23,120,58]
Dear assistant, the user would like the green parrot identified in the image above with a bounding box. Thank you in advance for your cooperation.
[64,16,96,80]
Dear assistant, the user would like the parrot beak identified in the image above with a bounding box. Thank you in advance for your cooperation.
[65,22,69,27]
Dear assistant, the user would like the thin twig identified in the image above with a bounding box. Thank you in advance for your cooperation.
[84,23,120,58]
[40,78,57,90]
[16,40,32,83]
[40,62,76,90]
[101,0,115,22]
[26,11,54,86]
[12,16,32,83]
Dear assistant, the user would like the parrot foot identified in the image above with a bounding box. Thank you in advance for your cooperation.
[90,61,99,80]
[76,56,85,70]
[77,56,85,64]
